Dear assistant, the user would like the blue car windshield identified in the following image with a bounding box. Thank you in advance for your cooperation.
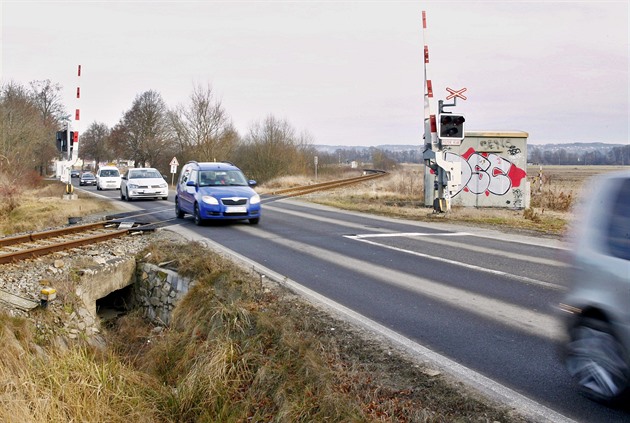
[198,170,248,187]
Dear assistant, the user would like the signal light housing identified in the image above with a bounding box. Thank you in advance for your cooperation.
[56,130,68,152]
[438,113,465,141]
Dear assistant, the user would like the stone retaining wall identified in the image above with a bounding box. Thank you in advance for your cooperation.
[131,262,194,326]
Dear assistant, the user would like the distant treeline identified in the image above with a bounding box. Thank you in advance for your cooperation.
[319,147,424,168]
[316,143,629,167]
[528,144,629,166]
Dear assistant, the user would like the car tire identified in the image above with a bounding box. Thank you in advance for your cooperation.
[120,189,126,201]
[162,196,168,200]
[125,189,132,201]
[565,316,630,404]
[175,198,185,218]
[194,203,204,226]
[249,218,260,225]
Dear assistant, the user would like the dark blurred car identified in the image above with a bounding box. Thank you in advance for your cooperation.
[70,169,81,178]
[79,172,97,186]
[560,170,630,405]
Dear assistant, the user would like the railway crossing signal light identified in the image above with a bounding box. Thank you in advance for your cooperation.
[56,130,68,152]
[438,113,465,141]
[69,131,76,153]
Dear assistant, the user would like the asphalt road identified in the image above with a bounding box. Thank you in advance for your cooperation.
[76,181,630,423]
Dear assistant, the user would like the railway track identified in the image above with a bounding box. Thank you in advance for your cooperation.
[265,169,388,198]
[0,220,151,265]
[0,171,387,264]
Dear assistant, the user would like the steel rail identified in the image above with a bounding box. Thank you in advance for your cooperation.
[0,218,149,264]
[0,228,132,264]
[267,171,388,197]
[0,221,118,248]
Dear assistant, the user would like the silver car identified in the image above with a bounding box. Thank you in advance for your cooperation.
[560,170,630,404]
[120,167,169,201]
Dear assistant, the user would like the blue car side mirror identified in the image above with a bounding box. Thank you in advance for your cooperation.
[248,180,257,187]
[186,180,196,187]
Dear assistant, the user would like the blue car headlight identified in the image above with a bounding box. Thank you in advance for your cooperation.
[249,194,261,205]
[201,195,219,205]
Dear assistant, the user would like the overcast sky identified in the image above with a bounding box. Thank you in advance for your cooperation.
[1,1,628,147]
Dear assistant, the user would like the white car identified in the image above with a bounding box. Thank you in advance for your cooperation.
[96,166,122,190]
[120,167,169,201]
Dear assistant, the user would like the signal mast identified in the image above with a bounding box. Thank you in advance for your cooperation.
[55,65,81,198]
[421,11,466,213]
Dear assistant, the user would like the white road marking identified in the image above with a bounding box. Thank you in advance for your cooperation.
[262,204,566,290]
[349,232,568,268]
[265,200,566,250]
[345,235,566,291]
[235,226,564,340]
[351,232,473,237]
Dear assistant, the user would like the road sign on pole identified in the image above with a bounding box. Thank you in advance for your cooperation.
[170,157,179,186]
[446,87,467,101]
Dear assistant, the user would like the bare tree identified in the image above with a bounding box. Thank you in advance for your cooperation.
[29,80,69,127]
[169,83,238,163]
[79,122,112,170]
[0,81,48,181]
[371,148,397,171]
[110,90,175,173]
[29,80,68,175]
[234,115,311,183]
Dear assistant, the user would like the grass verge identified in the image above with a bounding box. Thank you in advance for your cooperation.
[0,180,120,236]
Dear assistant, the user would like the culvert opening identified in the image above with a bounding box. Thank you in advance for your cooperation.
[96,284,134,326]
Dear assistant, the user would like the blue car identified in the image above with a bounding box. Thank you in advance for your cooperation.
[175,161,261,225]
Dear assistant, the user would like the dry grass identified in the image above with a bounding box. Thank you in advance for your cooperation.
[0,313,168,423]
[260,164,627,237]
[0,180,121,236]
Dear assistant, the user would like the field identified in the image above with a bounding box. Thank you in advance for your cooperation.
[259,164,627,238]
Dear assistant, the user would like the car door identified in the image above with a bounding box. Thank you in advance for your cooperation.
[121,170,130,194]
[177,165,197,213]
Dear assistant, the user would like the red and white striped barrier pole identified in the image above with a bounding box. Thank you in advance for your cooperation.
[422,11,438,152]
[71,64,81,163]
[422,11,454,212]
